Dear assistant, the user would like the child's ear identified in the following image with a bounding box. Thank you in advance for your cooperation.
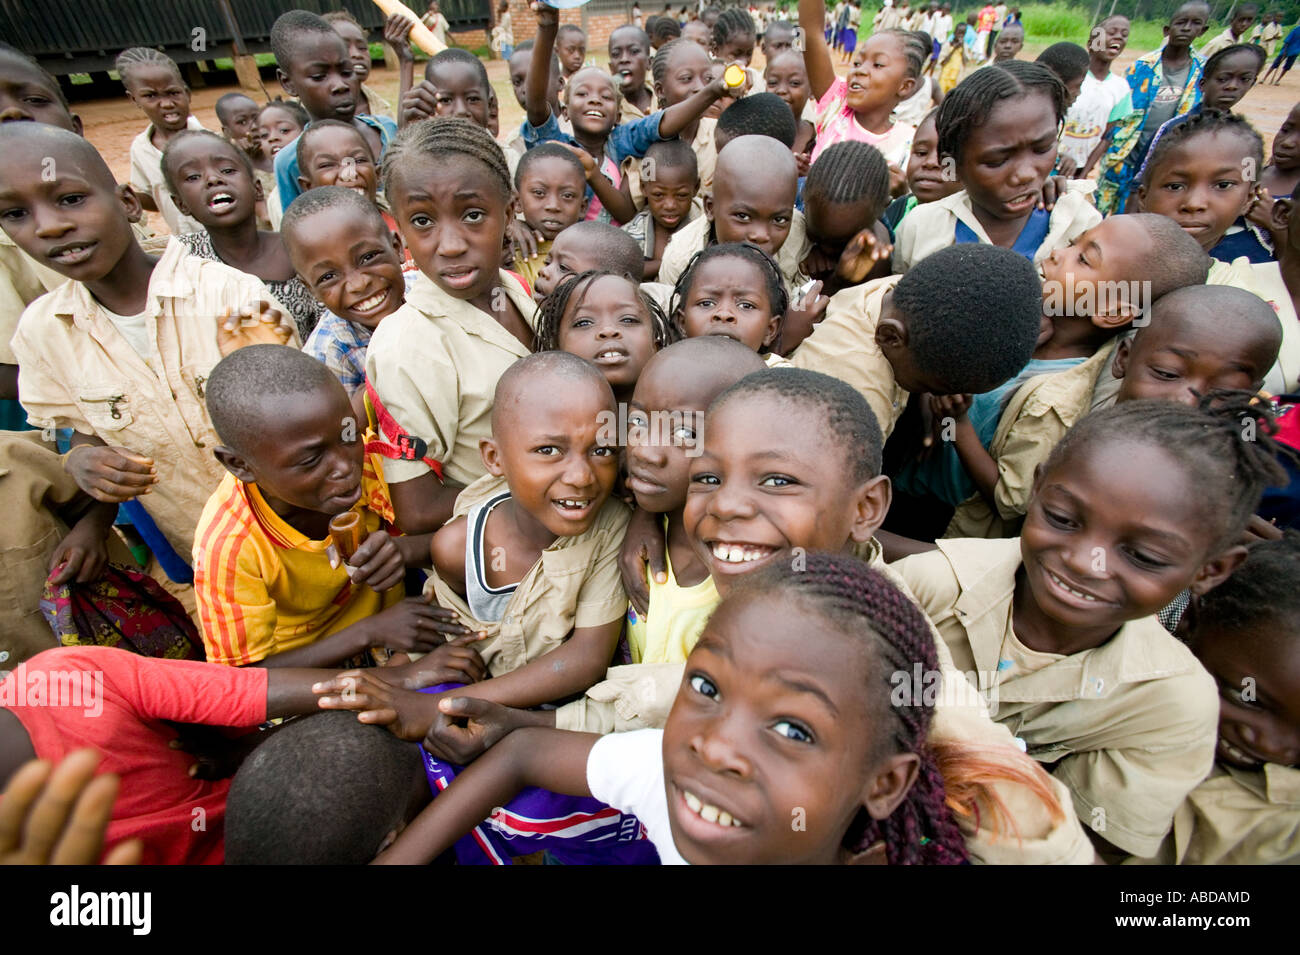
[762,312,781,348]
[116,184,145,223]
[703,193,714,222]
[1271,196,1293,235]
[874,314,909,352]
[70,114,84,136]
[277,69,298,99]
[1189,544,1249,596]
[388,228,405,260]
[1111,336,1132,380]
[1134,183,1148,210]
[253,177,266,203]
[169,191,192,218]
[897,75,918,101]
[213,445,257,484]
[296,175,312,194]
[861,751,921,821]
[479,436,505,476]
[653,80,665,109]
[1093,298,1141,330]
[848,474,892,544]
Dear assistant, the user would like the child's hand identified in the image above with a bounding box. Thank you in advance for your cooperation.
[929,392,972,423]
[1246,185,1276,235]
[371,595,480,651]
[1038,175,1064,212]
[1242,513,1284,545]
[1055,155,1079,180]
[779,279,830,355]
[423,695,526,765]
[560,142,600,182]
[619,506,667,616]
[400,80,440,125]
[379,633,489,689]
[383,12,416,62]
[47,521,109,586]
[506,217,543,262]
[794,149,811,178]
[531,2,560,31]
[0,749,141,865]
[216,300,294,356]
[335,529,405,593]
[887,162,907,197]
[313,670,442,741]
[835,227,892,285]
[710,61,751,100]
[64,444,158,503]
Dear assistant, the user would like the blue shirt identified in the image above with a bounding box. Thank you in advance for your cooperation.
[1284,25,1300,56]
[521,110,666,169]
[954,207,1051,261]
[274,113,399,213]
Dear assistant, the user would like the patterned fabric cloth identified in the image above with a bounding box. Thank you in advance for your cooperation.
[304,310,374,395]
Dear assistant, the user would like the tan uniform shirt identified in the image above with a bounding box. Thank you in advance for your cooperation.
[129,117,207,236]
[789,275,908,439]
[0,231,66,366]
[425,474,630,677]
[10,238,290,556]
[364,271,538,488]
[657,211,812,302]
[893,536,1220,858]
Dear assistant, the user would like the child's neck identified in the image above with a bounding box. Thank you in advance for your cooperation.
[89,243,158,316]
[205,216,263,264]
[495,497,560,569]
[1011,566,1122,656]
[469,276,533,349]
[262,490,334,541]
[1089,56,1111,80]
[1033,311,1117,360]
[853,101,896,135]
[624,84,653,112]
[665,508,710,588]
[149,121,188,151]
[1163,40,1192,67]
[572,128,608,162]
[1279,244,1300,310]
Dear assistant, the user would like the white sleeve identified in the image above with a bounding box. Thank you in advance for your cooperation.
[586,729,688,865]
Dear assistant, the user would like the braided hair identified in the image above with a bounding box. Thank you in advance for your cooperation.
[1046,393,1288,552]
[804,140,891,217]
[534,270,680,353]
[651,38,710,105]
[114,47,183,88]
[726,553,969,865]
[937,60,1066,165]
[650,15,683,48]
[381,117,513,202]
[878,28,928,81]
[1140,109,1265,187]
[711,7,756,54]
[669,242,789,330]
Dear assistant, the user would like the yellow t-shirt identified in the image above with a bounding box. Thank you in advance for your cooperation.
[626,537,719,664]
[193,472,401,666]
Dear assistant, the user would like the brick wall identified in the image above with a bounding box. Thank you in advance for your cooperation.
[499,0,638,56]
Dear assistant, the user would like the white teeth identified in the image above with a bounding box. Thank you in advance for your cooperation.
[699,803,719,823]
[716,810,734,827]
[684,791,702,813]
[710,542,771,564]
[556,498,590,509]
[682,790,742,827]
[1049,571,1097,601]
[353,290,388,312]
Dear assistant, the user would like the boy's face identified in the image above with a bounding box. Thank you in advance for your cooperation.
[557,30,588,76]
[124,65,191,133]
[510,51,561,112]
[682,20,712,48]
[534,229,601,300]
[1113,306,1275,404]
[1231,11,1256,36]
[992,28,1023,60]
[680,256,778,351]
[557,275,657,394]
[279,34,358,123]
[644,161,697,232]
[1167,4,1209,48]
[661,594,884,864]
[685,392,888,596]
[1200,49,1258,111]
[1136,132,1255,252]
[564,69,619,137]
[425,62,491,128]
[655,43,713,108]
[905,116,955,203]
[873,290,949,395]
[609,28,650,93]
[0,54,80,133]
[1092,18,1129,63]
[286,205,405,330]
[0,139,139,283]
[1194,626,1300,770]
[957,91,1058,223]
[332,19,372,81]
[763,53,809,119]
[258,107,302,157]
[1271,106,1300,172]
[761,27,794,62]
[482,375,619,537]
[220,97,263,156]
[706,166,795,257]
[298,125,377,200]
[166,138,255,228]
[1038,216,1151,318]
[220,381,365,517]
[517,155,588,240]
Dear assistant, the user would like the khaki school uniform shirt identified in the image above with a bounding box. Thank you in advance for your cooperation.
[892,181,1101,273]
[656,211,812,302]
[10,238,291,557]
[557,537,1096,864]
[424,474,630,678]
[893,536,1220,858]
[1132,763,1300,865]
[129,117,207,236]
[944,341,1118,539]
[1241,260,1300,396]
[364,271,538,488]
[789,275,908,439]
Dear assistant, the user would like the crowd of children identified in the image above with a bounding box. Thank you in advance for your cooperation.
[1,0,1299,868]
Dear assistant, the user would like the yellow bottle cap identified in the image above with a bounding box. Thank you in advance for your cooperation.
[723,64,746,88]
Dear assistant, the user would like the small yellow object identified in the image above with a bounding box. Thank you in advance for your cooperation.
[723,64,746,89]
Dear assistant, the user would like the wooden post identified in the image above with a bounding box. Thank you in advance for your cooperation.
[215,0,268,97]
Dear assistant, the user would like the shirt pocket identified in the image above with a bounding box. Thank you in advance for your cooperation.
[75,384,135,433]
[178,364,212,401]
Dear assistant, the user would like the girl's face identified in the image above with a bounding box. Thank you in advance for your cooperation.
[655,42,713,108]
[516,155,588,240]
[957,91,1059,222]
[1271,106,1300,172]
[166,138,255,229]
[1194,625,1300,770]
[332,20,372,82]
[713,33,755,67]
[124,65,191,133]
[907,114,955,203]
[661,593,887,864]
[847,35,915,114]
[564,69,620,138]
[390,154,510,302]
[557,275,658,393]
[763,53,809,119]
[1090,17,1129,63]
[298,125,377,201]
[679,256,778,352]
[1020,439,1221,642]
[1200,49,1259,111]
[1138,131,1256,251]
[258,106,304,156]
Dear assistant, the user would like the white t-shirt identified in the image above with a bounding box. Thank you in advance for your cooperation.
[102,307,153,361]
[1059,72,1132,169]
[586,728,688,865]
[931,13,953,41]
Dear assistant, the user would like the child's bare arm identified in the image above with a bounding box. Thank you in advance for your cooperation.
[390,472,460,534]
[526,2,561,129]
[374,724,597,864]
[47,496,117,586]
[384,13,416,124]
[798,0,837,101]
[931,394,999,506]
[561,143,639,223]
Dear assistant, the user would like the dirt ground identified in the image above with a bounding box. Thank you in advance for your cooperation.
[73,45,1299,232]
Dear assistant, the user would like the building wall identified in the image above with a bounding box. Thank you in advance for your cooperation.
[500,0,638,57]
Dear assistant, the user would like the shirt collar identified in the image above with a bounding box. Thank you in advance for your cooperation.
[403,270,538,347]
[48,235,194,327]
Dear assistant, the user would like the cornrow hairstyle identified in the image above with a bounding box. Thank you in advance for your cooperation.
[877,28,927,80]
[713,367,884,480]
[893,244,1042,396]
[1203,42,1267,79]
[296,118,372,174]
[381,117,512,202]
[515,141,587,189]
[114,47,183,88]
[160,128,253,196]
[0,42,70,109]
[1036,42,1090,85]
[270,10,339,69]
[722,552,967,864]
[1190,529,1300,641]
[1139,108,1265,187]
[804,140,891,219]
[651,38,700,92]
[1045,393,1288,552]
[260,97,310,130]
[715,91,797,148]
[711,7,756,51]
[424,47,492,92]
[670,242,789,332]
[650,16,682,48]
[937,59,1066,165]
[534,269,680,353]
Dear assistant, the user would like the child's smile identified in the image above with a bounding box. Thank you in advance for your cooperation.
[1195,630,1300,771]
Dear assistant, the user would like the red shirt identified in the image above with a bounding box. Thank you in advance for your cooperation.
[2,646,267,864]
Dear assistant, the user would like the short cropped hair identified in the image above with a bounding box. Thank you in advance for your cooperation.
[1036,42,1090,84]
[160,129,253,196]
[280,185,390,241]
[554,220,645,282]
[515,141,586,189]
[270,10,340,69]
[715,92,797,149]
[424,46,492,92]
[205,344,343,454]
